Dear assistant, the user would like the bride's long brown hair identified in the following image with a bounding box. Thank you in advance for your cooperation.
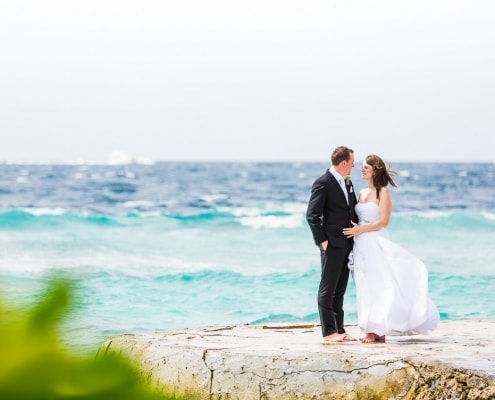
[365,154,398,199]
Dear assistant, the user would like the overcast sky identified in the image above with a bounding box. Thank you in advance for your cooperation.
[1,0,494,164]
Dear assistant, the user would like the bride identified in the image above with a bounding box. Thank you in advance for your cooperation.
[343,154,439,343]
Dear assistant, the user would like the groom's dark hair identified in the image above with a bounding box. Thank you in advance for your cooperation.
[331,146,354,166]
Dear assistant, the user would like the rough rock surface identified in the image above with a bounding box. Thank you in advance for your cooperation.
[99,320,495,399]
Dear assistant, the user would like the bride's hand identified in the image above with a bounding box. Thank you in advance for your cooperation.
[343,221,359,238]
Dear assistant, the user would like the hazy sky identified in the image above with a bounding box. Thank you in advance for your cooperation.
[1,0,494,163]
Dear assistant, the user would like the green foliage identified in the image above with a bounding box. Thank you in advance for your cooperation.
[0,278,176,400]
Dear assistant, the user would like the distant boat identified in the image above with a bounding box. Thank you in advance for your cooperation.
[107,149,154,165]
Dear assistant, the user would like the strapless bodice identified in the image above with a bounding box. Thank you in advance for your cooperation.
[355,202,380,224]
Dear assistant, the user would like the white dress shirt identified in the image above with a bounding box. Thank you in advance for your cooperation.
[329,168,349,204]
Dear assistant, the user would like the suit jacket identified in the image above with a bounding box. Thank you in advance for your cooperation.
[306,170,358,247]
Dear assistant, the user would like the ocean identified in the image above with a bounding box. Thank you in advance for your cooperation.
[1,161,494,352]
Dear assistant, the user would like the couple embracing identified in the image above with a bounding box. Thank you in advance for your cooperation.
[306,146,439,344]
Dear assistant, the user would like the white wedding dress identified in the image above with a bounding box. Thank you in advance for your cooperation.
[350,202,439,336]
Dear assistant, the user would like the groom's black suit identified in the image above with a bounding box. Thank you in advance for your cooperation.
[306,169,358,337]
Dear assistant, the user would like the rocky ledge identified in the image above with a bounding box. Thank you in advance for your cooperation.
[98,320,495,399]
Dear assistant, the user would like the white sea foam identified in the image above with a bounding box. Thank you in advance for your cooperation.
[228,207,262,217]
[123,200,156,209]
[482,211,495,221]
[239,214,303,229]
[394,210,453,219]
[21,207,66,216]
[73,172,86,180]
[200,194,229,203]
[227,202,306,218]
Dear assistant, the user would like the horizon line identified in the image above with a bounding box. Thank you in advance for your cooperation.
[1,158,494,166]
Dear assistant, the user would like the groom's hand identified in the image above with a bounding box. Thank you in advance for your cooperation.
[320,240,328,251]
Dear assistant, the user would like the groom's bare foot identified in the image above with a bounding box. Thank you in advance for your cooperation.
[342,333,357,341]
[361,333,386,343]
[322,333,346,344]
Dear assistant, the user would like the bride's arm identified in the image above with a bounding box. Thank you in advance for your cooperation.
[343,188,392,237]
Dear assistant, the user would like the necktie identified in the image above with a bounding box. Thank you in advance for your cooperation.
[339,179,349,204]
[345,180,352,203]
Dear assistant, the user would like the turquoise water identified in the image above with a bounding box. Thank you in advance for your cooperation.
[1,162,494,351]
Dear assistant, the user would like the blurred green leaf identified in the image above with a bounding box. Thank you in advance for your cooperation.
[0,277,186,400]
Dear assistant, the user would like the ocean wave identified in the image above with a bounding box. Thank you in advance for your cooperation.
[394,210,453,219]
[0,257,223,278]
[0,209,120,227]
[2,206,495,232]
[392,210,495,228]
[2,162,495,214]
[225,202,307,216]
[238,214,303,229]
[482,211,495,221]
[200,193,229,203]
[21,207,67,216]
[250,313,317,325]
[123,200,157,209]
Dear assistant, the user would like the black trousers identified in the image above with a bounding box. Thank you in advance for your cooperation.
[317,243,352,337]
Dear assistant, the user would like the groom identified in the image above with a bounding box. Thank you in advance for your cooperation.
[306,146,358,343]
